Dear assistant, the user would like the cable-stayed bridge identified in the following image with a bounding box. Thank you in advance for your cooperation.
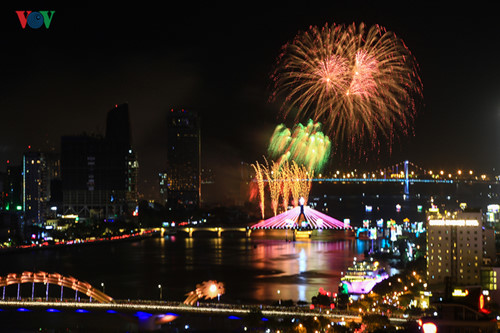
[310,160,498,195]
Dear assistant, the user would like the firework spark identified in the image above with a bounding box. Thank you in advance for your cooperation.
[271,22,423,156]
[251,159,314,218]
[268,119,331,173]
[287,161,313,207]
[184,281,225,306]
[281,163,291,211]
[266,160,282,216]
[251,161,266,219]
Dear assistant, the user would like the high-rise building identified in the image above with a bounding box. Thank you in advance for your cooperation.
[105,103,138,204]
[61,103,138,222]
[4,163,22,212]
[23,151,45,229]
[162,108,201,210]
[106,103,132,146]
[426,210,485,287]
[22,151,60,233]
[1,163,24,241]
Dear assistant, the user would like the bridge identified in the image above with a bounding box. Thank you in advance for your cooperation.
[0,272,413,330]
[0,271,113,303]
[173,226,252,238]
[0,299,411,326]
[275,160,498,195]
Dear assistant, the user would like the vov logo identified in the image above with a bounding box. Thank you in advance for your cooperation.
[16,11,55,29]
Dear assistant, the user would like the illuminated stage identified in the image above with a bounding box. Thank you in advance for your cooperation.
[250,202,351,231]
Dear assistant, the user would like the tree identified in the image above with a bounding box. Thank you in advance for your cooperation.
[361,314,395,332]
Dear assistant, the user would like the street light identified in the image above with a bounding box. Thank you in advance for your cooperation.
[277,289,281,305]
[101,282,105,294]
[158,284,162,300]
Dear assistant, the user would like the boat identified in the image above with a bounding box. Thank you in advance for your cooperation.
[340,258,389,294]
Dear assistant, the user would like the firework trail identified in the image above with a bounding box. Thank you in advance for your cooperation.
[265,160,282,216]
[271,22,423,157]
[251,161,266,219]
[281,161,291,211]
[251,159,314,218]
[288,161,313,207]
[268,119,331,173]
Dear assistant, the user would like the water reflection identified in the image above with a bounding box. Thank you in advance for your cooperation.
[247,238,368,303]
[0,236,372,304]
[298,248,306,274]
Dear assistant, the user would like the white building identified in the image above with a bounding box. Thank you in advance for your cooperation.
[427,211,483,286]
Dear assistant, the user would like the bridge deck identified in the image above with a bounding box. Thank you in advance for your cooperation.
[0,300,410,324]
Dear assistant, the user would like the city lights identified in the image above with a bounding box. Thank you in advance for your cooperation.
[2,5,500,333]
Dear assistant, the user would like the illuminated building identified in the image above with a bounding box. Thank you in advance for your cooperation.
[481,267,500,301]
[22,151,60,235]
[486,204,499,225]
[162,108,201,210]
[61,104,138,222]
[426,211,484,286]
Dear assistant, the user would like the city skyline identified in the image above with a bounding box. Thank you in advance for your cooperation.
[1,3,500,201]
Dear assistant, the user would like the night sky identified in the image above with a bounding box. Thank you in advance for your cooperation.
[1,3,500,201]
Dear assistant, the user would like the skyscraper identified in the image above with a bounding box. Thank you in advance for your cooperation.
[106,103,132,146]
[23,151,45,229]
[22,150,59,235]
[162,108,201,210]
[105,103,138,204]
[61,103,138,222]
[4,163,22,213]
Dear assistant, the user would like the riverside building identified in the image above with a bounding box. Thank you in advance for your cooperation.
[426,210,485,286]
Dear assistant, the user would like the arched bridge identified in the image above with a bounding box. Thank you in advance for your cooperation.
[0,272,113,303]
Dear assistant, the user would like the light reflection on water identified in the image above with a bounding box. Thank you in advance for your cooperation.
[0,235,374,304]
[247,238,369,303]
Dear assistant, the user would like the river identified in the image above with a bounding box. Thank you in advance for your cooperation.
[0,233,373,305]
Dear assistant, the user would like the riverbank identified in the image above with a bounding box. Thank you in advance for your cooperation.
[0,228,160,254]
